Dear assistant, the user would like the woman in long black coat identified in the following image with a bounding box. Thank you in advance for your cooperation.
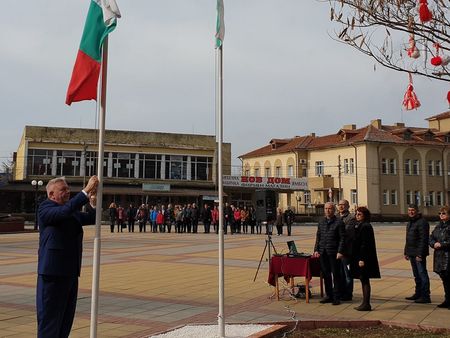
[351,206,381,311]
[429,206,450,308]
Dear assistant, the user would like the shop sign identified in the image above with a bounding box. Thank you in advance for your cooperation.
[142,183,171,192]
[223,175,308,190]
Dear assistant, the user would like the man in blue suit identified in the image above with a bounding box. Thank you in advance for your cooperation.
[36,175,98,338]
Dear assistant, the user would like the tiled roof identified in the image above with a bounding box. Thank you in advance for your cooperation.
[426,111,450,121]
[240,120,450,158]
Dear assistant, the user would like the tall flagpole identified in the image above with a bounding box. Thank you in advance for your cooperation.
[90,36,108,338]
[216,43,225,338]
[215,1,225,336]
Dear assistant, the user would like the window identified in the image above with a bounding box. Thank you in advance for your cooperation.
[191,156,212,180]
[428,160,434,176]
[304,191,311,204]
[139,154,162,179]
[244,169,250,176]
[264,167,271,177]
[254,168,260,177]
[112,153,134,178]
[382,190,389,205]
[406,190,413,205]
[389,159,397,174]
[390,190,398,205]
[165,155,187,180]
[445,135,450,143]
[287,165,294,177]
[413,159,420,175]
[27,149,53,175]
[315,161,324,176]
[381,158,388,174]
[428,191,435,206]
[343,159,349,174]
[404,159,411,175]
[437,191,444,206]
[436,160,442,176]
[349,158,355,174]
[56,150,81,176]
[84,151,107,177]
[350,189,358,205]
[275,166,281,177]
[414,191,421,206]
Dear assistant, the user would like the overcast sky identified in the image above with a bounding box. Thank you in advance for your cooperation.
[1,0,448,171]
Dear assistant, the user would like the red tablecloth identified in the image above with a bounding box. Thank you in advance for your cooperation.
[268,255,321,286]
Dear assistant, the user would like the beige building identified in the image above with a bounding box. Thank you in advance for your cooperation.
[240,112,450,217]
[3,126,231,213]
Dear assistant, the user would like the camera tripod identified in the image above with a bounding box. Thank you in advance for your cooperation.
[253,233,278,282]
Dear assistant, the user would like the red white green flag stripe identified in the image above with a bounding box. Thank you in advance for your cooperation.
[65,0,121,105]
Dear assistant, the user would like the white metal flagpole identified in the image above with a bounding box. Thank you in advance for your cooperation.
[90,36,108,338]
[215,1,225,336]
[216,44,225,338]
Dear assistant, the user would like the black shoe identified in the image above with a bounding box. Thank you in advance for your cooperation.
[414,298,431,304]
[355,304,371,311]
[437,301,450,308]
[405,294,420,300]
[332,299,341,305]
[319,297,332,304]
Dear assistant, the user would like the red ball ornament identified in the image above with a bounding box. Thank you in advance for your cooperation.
[447,91,450,107]
[431,56,442,66]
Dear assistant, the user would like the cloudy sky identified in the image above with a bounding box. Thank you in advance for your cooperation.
[1,0,447,171]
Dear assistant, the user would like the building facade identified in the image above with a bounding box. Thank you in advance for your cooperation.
[240,112,450,217]
[3,126,231,213]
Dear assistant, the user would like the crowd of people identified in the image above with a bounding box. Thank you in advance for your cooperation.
[35,175,450,336]
[313,200,450,312]
[107,202,295,235]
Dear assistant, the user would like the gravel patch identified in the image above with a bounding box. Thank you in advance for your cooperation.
[149,324,273,338]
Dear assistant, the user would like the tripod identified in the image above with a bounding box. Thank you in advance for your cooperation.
[253,234,278,282]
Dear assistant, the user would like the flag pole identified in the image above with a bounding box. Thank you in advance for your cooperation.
[90,36,108,338]
[216,44,225,338]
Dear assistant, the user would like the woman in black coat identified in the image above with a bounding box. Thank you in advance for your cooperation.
[351,206,381,311]
[429,206,450,308]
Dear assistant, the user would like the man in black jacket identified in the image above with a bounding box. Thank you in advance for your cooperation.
[404,204,431,303]
[337,199,357,301]
[313,202,346,305]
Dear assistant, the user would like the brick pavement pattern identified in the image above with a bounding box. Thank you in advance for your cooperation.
[1,225,449,337]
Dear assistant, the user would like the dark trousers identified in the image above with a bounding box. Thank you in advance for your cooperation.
[409,256,430,300]
[320,251,342,301]
[139,221,146,232]
[340,257,353,299]
[167,222,172,233]
[192,220,198,233]
[128,219,135,232]
[439,271,450,302]
[286,222,292,236]
[110,219,115,233]
[276,224,283,235]
[37,274,78,338]
[204,221,211,233]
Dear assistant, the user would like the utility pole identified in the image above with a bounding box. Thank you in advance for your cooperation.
[338,155,342,201]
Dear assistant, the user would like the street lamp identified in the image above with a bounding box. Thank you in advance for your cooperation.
[31,180,44,230]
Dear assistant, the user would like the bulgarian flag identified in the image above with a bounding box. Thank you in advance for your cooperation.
[66,0,121,105]
[215,0,224,48]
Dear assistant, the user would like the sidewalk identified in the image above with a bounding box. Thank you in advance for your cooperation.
[0,225,448,337]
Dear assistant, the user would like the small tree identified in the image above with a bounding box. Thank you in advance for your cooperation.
[327,0,450,82]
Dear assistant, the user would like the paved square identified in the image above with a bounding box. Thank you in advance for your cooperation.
[0,224,448,337]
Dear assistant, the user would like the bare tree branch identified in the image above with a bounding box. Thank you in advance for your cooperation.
[324,0,450,82]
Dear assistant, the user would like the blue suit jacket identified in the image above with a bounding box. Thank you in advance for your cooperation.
[37,192,96,277]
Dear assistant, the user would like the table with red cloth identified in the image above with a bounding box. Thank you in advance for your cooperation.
[268,254,322,302]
